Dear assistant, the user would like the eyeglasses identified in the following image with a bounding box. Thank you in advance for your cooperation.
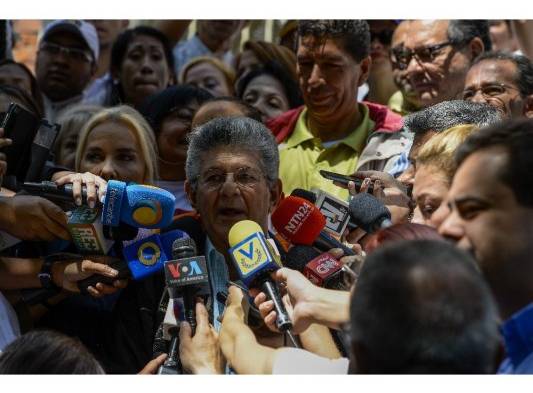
[390,41,456,70]
[462,83,521,100]
[371,29,394,46]
[196,167,266,190]
[39,42,93,63]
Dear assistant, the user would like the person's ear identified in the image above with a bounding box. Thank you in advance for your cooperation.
[184,179,197,211]
[467,37,484,61]
[357,56,371,87]
[523,94,533,118]
[268,179,283,212]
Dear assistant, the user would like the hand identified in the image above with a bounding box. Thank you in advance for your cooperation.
[179,300,224,374]
[328,247,365,281]
[51,256,128,298]
[337,170,413,226]
[251,268,319,334]
[54,172,107,209]
[138,353,168,374]
[0,195,71,241]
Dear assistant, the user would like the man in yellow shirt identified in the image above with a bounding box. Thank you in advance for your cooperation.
[268,20,405,200]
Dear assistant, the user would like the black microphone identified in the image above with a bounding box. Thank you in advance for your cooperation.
[157,326,181,375]
[24,121,60,182]
[348,193,392,234]
[164,237,210,335]
[21,181,91,207]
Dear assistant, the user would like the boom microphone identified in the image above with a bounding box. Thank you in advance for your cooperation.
[348,193,392,233]
[271,196,355,257]
[228,220,293,334]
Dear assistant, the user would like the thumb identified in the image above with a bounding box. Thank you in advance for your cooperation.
[138,353,168,374]
[81,260,119,277]
[179,321,192,343]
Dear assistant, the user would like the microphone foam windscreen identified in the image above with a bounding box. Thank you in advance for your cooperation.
[348,193,391,233]
[123,184,176,229]
[291,188,317,203]
[271,196,326,245]
[171,236,197,259]
[285,245,321,272]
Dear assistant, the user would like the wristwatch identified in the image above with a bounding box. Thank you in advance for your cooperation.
[38,255,61,292]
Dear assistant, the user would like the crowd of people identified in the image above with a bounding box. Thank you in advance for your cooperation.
[1,19,533,375]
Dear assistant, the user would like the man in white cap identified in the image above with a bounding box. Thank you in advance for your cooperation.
[35,20,99,122]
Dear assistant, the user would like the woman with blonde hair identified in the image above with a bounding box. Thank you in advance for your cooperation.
[180,56,235,97]
[75,105,158,185]
[412,124,478,228]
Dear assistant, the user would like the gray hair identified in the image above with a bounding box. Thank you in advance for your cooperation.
[186,117,279,188]
[404,100,502,136]
[447,20,492,52]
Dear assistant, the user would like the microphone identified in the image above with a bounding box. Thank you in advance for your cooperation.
[102,180,175,229]
[348,193,392,234]
[24,121,60,182]
[285,245,351,291]
[76,229,186,294]
[228,220,293,333]
[164,237,210,335]
[21,181,90,207]
[271,196,355,257]
[22,180,176,229]
[67,206,114,255]
[291,189,351,238]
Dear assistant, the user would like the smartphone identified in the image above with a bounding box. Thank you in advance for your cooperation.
[319,170,374,194]
[1,102,41,182]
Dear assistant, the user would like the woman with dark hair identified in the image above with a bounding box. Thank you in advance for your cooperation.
[236,40,297,81]
[141,84,212,211]
[0,330,104,374]
[236,61,303,123]
[0,59,44,116]
[108,26,175,108]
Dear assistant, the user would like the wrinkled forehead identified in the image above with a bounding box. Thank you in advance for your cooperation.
[465,59,518,87]
[198,147,263,172]
[297,35,347,57]
[403,20,449,48]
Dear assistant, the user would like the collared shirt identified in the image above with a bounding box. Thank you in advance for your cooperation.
[387,90,419,116]
[205,237,230,332]
[173,34,234,76]
[499,303,533,374]
[278,104,374,201]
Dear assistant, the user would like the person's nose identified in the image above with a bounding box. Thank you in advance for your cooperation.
[96,158,119,181]
[307,64,325,89]
[219,173,241,198]
[140,55,154,74]
[468,89,489,105]
[438,209,465,243]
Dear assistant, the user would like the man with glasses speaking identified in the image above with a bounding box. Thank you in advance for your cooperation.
[462,51,533,119]
[35,20,99,122]
[390,20,491,110]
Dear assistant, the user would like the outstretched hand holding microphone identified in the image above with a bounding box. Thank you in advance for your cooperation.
[250,267,351,335]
